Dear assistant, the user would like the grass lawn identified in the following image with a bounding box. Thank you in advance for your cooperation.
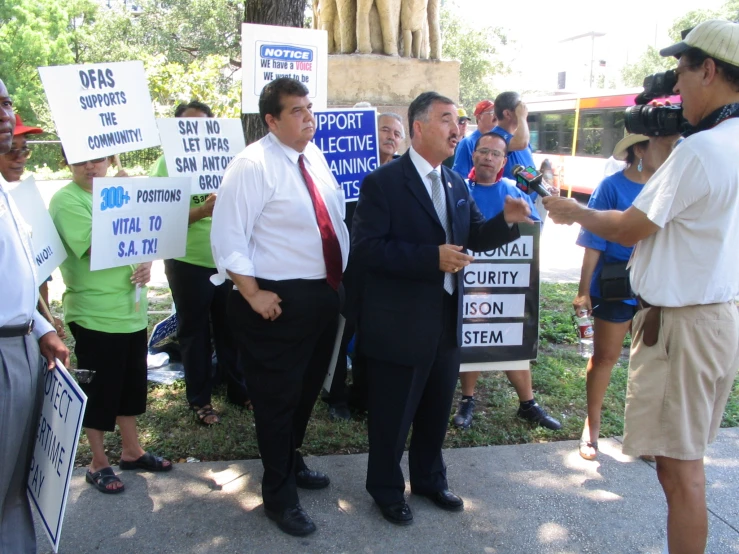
[54,283,738,466]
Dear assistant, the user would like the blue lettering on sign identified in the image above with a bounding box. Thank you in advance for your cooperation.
[260,45,313,62]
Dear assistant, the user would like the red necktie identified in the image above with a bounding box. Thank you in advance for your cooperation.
[298,154,343,290]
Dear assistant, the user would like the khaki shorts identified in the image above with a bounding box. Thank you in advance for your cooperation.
[622,302,739,460]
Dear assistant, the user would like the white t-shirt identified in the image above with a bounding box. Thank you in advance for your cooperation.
[629,118,739,307]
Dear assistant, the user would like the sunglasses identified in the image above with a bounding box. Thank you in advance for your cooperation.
[71,157,107,167]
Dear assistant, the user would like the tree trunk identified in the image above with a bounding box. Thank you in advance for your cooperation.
[241,0,307,145]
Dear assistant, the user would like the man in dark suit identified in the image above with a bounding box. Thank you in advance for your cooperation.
[351,91,534,525]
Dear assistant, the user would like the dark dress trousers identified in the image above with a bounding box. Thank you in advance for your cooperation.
[351,152,519,506]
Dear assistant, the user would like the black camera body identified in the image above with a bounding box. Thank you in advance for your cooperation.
[624,69,687,136]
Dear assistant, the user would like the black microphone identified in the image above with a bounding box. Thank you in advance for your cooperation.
[512,164,551,197]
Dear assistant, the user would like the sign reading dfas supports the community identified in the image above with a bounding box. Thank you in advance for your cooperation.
[241,23,328,114]
[38,61,160,165]
[460,224,541,372]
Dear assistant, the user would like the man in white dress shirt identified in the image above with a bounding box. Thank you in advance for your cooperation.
[0,77,69,552]
[210,78,349,537]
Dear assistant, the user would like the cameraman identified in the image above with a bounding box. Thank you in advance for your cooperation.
[544,20,739,554]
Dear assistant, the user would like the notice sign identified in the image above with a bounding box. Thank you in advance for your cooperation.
[156,118,246,195]
[28,361,87,553]
[461,226,540,370]
[38,61,160,165]
[241,23,328,114]
[90,177,190,270]
[8,176,67,281]
[313,108,379,202]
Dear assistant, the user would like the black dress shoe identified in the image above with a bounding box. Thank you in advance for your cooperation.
[415,489,464,512]
[295,468,330,489]
[378,500,413,525]
[517,402,562,431]
[264,504,316,536]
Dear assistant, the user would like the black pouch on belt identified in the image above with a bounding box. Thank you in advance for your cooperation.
[640,306,662,347]
[599,261,633,301]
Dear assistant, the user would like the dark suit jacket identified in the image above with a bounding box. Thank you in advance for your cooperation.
[351,151,519,368]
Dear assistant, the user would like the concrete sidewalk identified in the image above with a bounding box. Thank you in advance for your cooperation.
[35,429,739,554]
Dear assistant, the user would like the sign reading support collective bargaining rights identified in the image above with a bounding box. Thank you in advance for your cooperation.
[241,23,328,114]
[460,224,541,371]
[313,108,379,202]
[38,61,160,165]
[156,118,246,195]
[8,176,67,282]
[28,361,87,553]
[90,177,190,271]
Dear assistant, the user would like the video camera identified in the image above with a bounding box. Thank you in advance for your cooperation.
[624,69,687,136]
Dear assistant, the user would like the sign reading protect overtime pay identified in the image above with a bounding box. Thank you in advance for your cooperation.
[28,362,87,553]
[38,61,160,165]
[90,177,190,270]
[156,118,246,195]
[313,108,379,202]
[461,225,540,370]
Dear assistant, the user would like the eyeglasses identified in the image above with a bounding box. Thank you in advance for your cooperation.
[71,157,107,167]
[475,148,505,159]
[6,147,31,159]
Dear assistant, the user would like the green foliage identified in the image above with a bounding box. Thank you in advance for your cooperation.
[440,3,510,110]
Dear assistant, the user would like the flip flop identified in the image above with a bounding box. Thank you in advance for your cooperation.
[86,467,125,494]
[579,438,599,461]
[119,452,173,472]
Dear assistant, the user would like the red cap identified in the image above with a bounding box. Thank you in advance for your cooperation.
[473,100,494,118]
[14,114,43,136]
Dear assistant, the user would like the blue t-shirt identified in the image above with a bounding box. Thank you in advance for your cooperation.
[452,129,481,179]
[466,177,541,222]
[491,126,538,202]
[576,170,644,305]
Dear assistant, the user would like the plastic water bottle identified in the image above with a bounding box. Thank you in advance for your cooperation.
[576,309,594,358]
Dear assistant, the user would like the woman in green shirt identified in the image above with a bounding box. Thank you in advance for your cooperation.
[50,153,172,494]
[150,101,247,426]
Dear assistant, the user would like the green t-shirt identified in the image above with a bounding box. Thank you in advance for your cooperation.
[49,182,148,334]
[149,155,215,268]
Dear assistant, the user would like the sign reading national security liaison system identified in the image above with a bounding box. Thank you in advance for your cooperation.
[313,108,379,202]
[460,225,540,372]
[38,61,160,165]
[241,23,328,114]
[90,177,190,271]
[157,118,246,195]
[28,361,87,553]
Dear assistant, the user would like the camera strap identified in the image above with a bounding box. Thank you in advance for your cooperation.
[683,103,739,137]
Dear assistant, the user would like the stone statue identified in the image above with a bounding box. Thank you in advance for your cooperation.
[357,0,401,56]
[317,0,357,54]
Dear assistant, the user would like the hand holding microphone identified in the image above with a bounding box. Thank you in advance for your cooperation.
[512,164,551,197]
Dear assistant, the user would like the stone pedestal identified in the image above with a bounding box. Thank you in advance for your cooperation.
[327,54,460,151]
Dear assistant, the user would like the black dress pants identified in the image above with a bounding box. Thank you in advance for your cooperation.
[228,279,340,510]
[164,259,247,407]
[365,292,460,506]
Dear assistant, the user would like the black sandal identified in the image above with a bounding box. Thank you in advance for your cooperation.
[86,467,125,494]
[119,451,173,472]
[191,404,220,425]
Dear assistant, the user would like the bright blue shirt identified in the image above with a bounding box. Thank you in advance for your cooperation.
[452,129,481,179]
[466,177,541,222]
[491,126,538,202]
[576,170,643,305]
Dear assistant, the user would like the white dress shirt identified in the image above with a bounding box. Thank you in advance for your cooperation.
[211,132,350,284]
[0,175,54,338]
[408,145,439,198]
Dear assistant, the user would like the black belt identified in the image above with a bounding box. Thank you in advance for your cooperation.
[0,320,34,338]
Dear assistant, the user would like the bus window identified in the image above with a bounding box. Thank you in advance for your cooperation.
[541,112,576,155]
[576,112,604,156]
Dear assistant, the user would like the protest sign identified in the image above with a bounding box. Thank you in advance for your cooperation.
[90,177,190,271]
[8,176,67,281]
[313,108,379,202]
[461,225,541,372]
[241,23,328,114]
[156,118,246,195]
[28,361,87,553]
[38,61,160,165]
[149,313,178,349]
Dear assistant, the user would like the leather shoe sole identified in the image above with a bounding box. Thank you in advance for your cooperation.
[295,468,330,490]
[415,489,464,512]
[264,505,316,537]
[378,501,413,525]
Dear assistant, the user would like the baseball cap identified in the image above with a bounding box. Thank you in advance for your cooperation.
[457,108,471,122]
[13,114,43,136]
[473,100,495,117]
[613,133,649,161]
[660,19,739,66]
